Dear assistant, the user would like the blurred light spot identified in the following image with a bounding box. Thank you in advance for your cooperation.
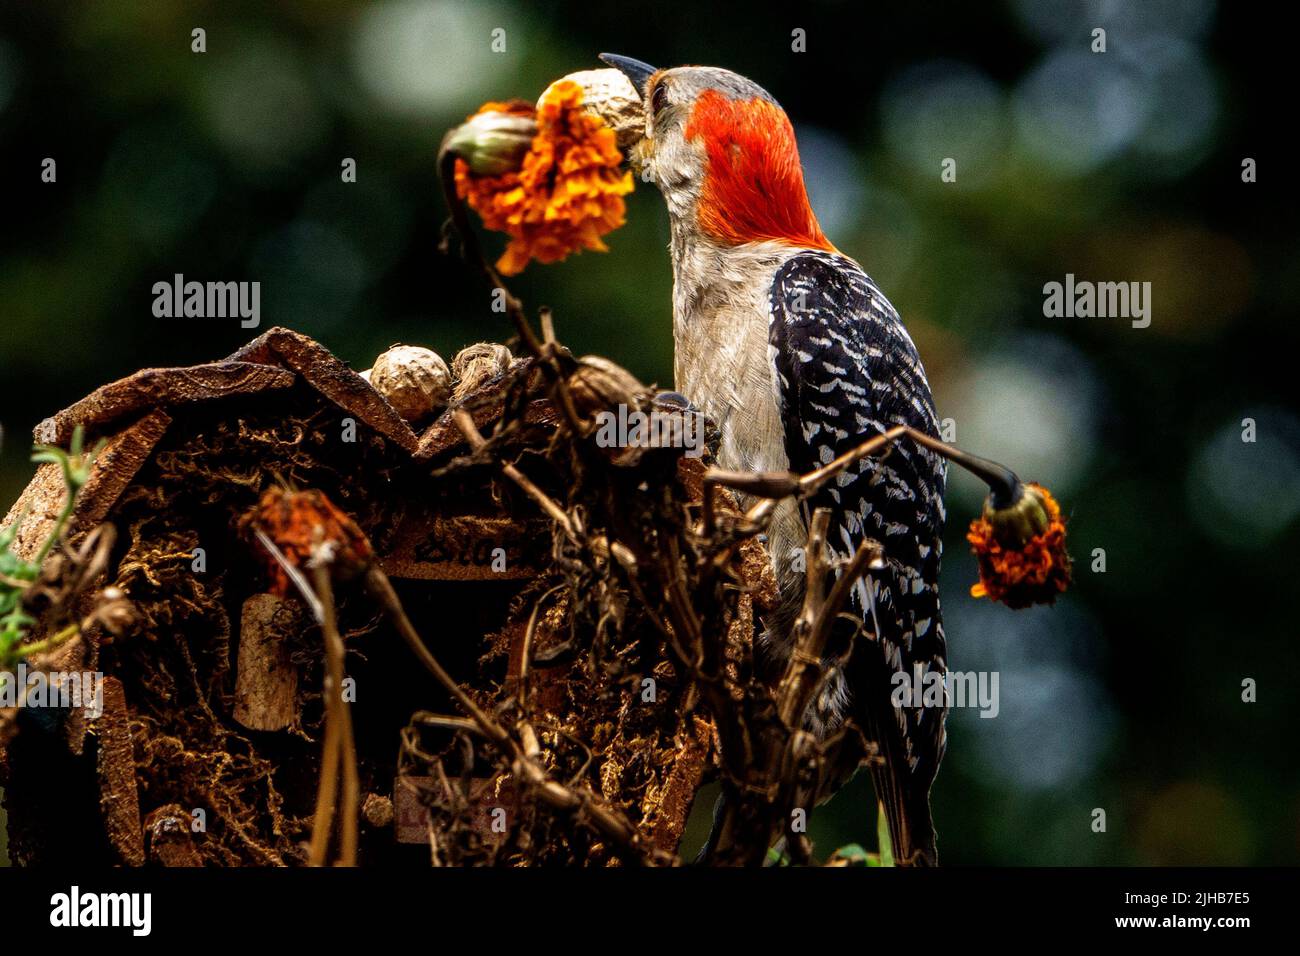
[1121,37,1218,174]
[880,60,1008,188]
[796,125,864,238]
[946,596,1114,791]
[948,333,1101,508]
[1137,780,1253,865]
[1095,225,1251,339]
[1014,49,1150,174]
[200,37,327,173]
[352,0,517,116]
[975,666,1106,789]
[1186,408,1300,549]
[1013,0,1215,45]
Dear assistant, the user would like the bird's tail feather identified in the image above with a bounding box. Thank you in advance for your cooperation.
[867,752,937,866]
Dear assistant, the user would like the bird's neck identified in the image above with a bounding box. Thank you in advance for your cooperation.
[667,226,792,321]
[666,225,798,394]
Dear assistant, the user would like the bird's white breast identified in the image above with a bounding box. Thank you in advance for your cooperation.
[671,236,796,475]
[670,235,811,630]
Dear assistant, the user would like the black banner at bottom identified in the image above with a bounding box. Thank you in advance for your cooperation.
[0,866,1283,943]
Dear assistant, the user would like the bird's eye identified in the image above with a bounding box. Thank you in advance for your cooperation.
[650,81,669,115]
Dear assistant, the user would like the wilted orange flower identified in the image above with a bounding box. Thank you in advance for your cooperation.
[241,487,373,596]
[967,482,1072,609]
[454,80,634,275]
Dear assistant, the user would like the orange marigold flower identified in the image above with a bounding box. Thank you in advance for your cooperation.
[241,487,373,596]
[967,482,1072,609]
[454,80,634,276]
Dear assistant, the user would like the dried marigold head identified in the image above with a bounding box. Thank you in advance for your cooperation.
[453,80,634,275]
[967,482,1072,609]
[240,487,373,596]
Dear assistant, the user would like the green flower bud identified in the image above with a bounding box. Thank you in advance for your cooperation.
[981,482,1051,548]
[446,111,537,176]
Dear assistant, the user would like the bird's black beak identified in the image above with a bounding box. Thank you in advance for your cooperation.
[598,53,658,99]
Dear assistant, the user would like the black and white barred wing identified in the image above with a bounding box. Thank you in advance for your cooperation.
[767,250,949,859]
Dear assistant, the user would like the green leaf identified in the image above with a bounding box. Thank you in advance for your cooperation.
[0,426,101,670]
[0,508,28,550]
[829,843,872,866]
[876,801,895,867]
[765,845,791,866]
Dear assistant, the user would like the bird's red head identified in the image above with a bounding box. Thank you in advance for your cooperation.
[600,55,834,252]
[685,90,833,251]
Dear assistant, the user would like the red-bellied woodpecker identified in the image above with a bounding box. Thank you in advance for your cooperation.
[601,54,948,865]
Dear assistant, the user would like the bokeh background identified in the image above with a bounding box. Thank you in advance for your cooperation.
[1,0,1296,865]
